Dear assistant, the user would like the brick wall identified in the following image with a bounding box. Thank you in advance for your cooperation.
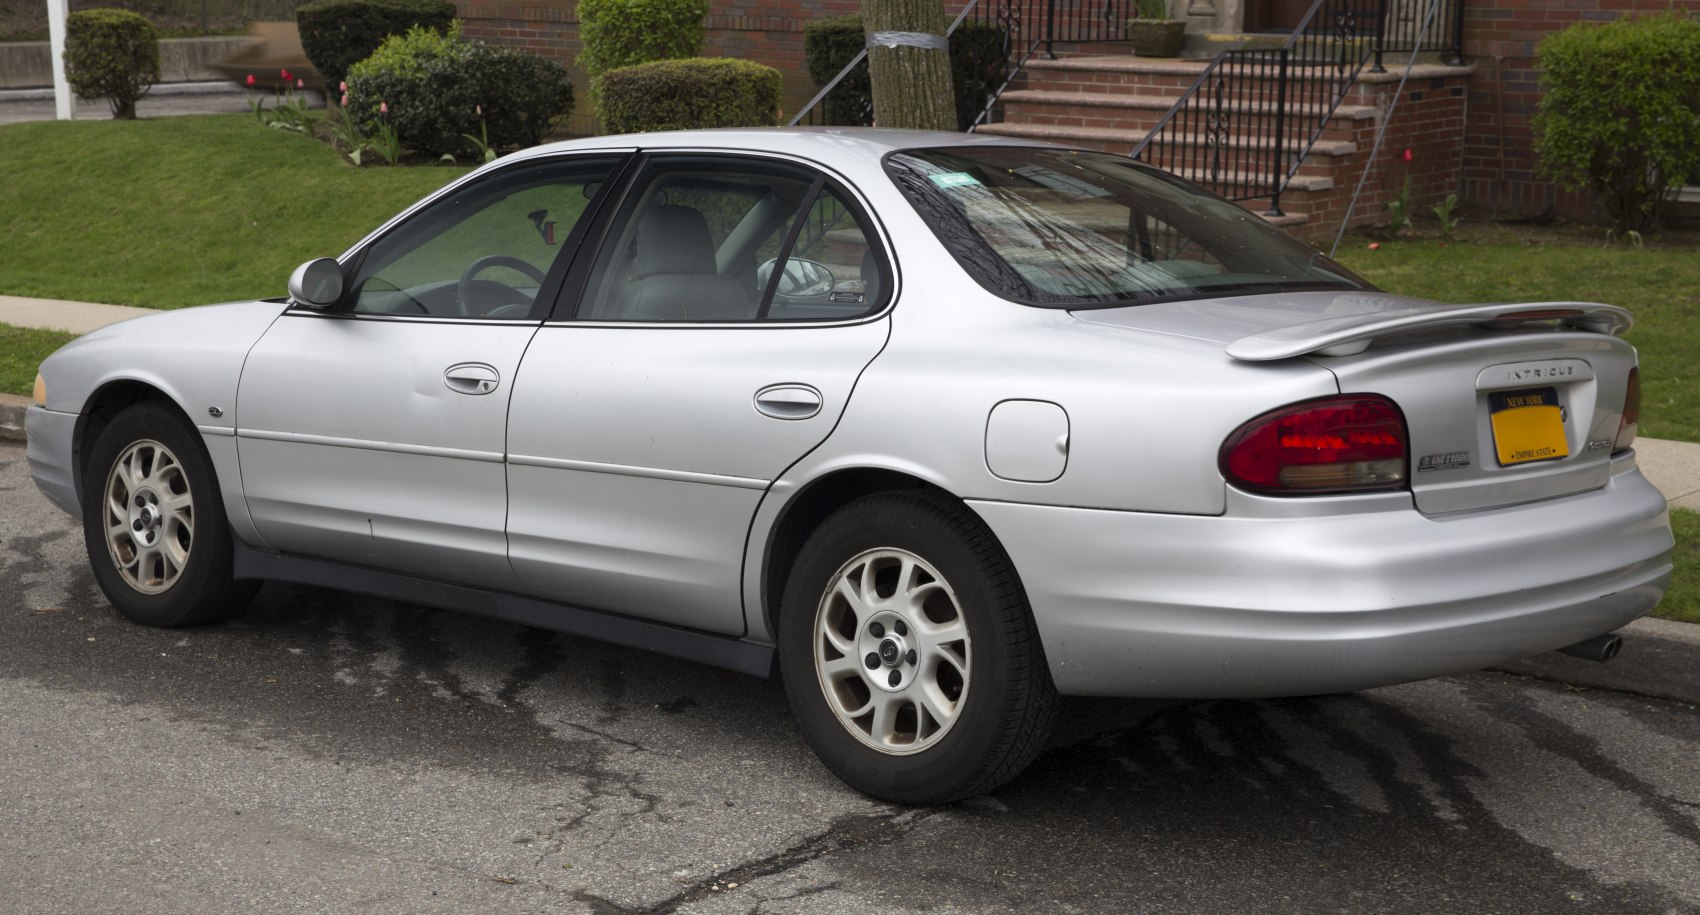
[1457,0,1684,221]
[1232,71,1470,244]
[1294,72,1471,243]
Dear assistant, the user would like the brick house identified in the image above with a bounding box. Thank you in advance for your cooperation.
[454,0,1698,238]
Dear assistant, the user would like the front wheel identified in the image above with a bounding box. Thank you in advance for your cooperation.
[779,491,1057,804]
[81,401,258,627]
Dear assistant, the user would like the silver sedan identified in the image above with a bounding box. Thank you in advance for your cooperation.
[26,129,1673,803]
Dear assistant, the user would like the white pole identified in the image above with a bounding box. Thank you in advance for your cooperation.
[46,0,76,120]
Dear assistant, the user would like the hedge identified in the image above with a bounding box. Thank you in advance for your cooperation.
[801,15,1007,131]
[598,58,780,134]
[577,0,707,85]
[1534,13,1700,232]
[297,0,457,90]
[345,26,574,157]
[64,9,159,120]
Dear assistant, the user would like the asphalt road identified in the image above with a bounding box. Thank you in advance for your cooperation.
[2,441,1697,914]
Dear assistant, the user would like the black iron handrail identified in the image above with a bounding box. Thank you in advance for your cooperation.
[791,0,1464,141]
[1130,0,1463,215]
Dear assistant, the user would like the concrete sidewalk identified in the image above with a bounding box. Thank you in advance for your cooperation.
[0,295,155,334]
[0,81,259,127]
[1,291,1695,704]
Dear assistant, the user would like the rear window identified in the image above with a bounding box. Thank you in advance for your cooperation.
[884,146,1369,308]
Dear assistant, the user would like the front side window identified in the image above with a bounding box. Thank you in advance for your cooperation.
[885,146,1367,308]
[348,155,624,319]
[577,155,887,323]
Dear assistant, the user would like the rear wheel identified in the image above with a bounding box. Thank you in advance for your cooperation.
[81,401,258,627]
[779,491,1057,804]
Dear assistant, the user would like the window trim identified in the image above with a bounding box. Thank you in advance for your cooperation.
[545,148,899,329]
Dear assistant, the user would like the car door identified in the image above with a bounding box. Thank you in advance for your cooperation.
[505,152,894,634]
[237,153,630,589]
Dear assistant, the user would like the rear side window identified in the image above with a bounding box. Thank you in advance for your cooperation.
[885,146,1368,308]
[575,155,890,323]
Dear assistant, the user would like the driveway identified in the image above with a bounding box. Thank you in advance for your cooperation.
[1,442,1696,914]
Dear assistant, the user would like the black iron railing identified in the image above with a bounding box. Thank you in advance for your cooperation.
[791,0,1465,152]
[1130,0,1463,215]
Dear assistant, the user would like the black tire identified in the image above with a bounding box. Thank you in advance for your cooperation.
[779,490,1058,805]
[81,401,259,627]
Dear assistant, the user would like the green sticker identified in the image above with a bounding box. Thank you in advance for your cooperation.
[929,172,981,189]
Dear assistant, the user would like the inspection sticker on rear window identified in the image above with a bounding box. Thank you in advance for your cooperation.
[929,172,981,189]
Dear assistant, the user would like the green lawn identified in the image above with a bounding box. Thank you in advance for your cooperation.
[1665,509,1700,624]
[0,323,76,397]
[0,115,468,309]
[1333,224,1700,445]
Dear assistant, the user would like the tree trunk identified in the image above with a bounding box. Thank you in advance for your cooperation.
[863,0,957,131]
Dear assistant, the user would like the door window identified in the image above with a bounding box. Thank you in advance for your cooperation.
[347,156,624,319]
[759,186,889,321]
[576,156,887,323]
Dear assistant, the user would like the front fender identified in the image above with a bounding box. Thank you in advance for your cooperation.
[37,301,287,546]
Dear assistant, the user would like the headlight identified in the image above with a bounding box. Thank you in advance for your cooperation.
[32,373,46,406]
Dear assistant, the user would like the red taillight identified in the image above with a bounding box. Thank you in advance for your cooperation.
[1221,395,1409,495]
[1614,367,1640,453]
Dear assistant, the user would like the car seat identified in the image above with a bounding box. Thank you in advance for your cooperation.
[621,206,753,321]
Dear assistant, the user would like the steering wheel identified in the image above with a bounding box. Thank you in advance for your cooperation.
[457,255,548,316]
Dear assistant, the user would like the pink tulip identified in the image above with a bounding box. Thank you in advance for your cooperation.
[380,102,389,114]
[475,104,482,117]
[280,68,292,82]
[296,78,305,89]
[1402,148,1413,163]
[245,74,256,87]
[339,81,348,92]
[340,93,348,107]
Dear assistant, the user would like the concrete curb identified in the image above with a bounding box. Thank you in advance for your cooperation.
[1496,616,1700,706]
[0,392,28,443]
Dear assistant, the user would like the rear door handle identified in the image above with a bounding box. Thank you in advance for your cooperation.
[754,383,822,420]
[444,362,500,396]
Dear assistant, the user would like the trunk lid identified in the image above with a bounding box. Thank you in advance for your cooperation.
[1075,292,1639,514]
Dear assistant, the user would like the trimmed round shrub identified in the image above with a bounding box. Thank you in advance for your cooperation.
[802,15,869,127]
[1534,13,1700,232]
[598,58,780,134]
[801,15,1006,131]
[577,0,708,85]
[63,9,159,120]
[345,26,574,158]
[297,0,457,91]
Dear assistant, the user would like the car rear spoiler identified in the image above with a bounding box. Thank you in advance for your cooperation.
[1225,302,1635,362]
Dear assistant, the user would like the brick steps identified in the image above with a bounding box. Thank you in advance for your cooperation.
[978,54,1475,241]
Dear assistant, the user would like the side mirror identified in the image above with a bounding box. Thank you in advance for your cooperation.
[288,258,344,309]
[756,257,837,299]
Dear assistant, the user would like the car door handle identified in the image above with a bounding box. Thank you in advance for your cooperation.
[444,362,500,396]
[754,383,823,420]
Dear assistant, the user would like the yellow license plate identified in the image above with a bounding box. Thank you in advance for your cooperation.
[1489,387,1569,466]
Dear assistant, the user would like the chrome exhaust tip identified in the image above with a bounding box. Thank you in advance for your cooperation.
[1557,634,1623,663]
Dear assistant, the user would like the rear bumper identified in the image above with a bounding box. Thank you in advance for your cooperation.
[970,459,1673,698]
[26,406,79,517]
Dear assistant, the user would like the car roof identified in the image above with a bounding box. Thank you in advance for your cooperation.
[508,127,1062,174]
